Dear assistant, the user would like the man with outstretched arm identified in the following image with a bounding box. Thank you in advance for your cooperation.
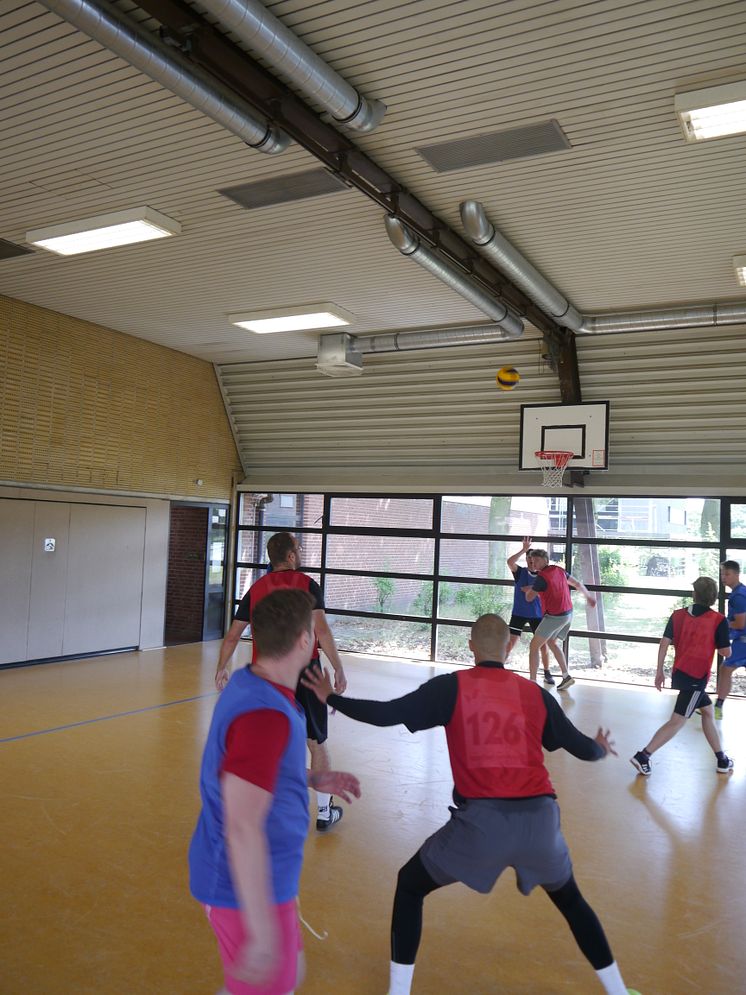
[215,531,348,831]
[506,536,554,685]
[523,548,596,690]
[190,588,360,995]
[303,614,639,995]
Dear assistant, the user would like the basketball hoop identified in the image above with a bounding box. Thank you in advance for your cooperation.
[535,450,573,488]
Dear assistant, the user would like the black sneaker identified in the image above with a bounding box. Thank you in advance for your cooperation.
[316,800,343,832]
[543,670,556,686]
[556,674,575,691]
[630,751,652,776]
[717,755,734,774]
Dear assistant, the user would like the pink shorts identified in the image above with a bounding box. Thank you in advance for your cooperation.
[204,900,303,995]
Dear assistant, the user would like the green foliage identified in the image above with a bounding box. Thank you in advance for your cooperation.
[598,547,627,587]
[454,583,511,620]
[372,574,395,613]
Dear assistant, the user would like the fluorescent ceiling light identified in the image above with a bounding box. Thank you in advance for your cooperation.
[229,303,354,334]
[26,207,181,256]
[675,81,746,142]
[734,255,746,288]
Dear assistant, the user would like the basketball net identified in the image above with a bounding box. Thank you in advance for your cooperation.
[535,450,573,488]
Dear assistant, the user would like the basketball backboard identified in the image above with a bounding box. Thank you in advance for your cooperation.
[519,401,609,471]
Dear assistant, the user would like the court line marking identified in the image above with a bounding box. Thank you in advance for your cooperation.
[0,692,218,744]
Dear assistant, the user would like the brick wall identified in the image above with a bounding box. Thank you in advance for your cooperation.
[165,506,208,643]
[0,295,242,497]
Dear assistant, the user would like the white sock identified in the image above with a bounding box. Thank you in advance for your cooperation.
[388,961,415,995]
[316,792,331,819]
[596,962,628,995]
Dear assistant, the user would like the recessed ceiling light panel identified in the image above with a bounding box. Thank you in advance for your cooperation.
[733,255,746,288]
[229,303,355,334]
[26,206,181,256]
[675,81,746,142]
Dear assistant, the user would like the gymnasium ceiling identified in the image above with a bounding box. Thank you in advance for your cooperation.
[1,0,746,364]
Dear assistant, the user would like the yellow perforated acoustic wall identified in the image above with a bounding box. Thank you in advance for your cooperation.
[0,295,242,498]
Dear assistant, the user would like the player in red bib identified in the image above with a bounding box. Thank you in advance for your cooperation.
[215,532,348,831]
[523,546,596,691]
[631,576,734,776]
[303,614,639,995]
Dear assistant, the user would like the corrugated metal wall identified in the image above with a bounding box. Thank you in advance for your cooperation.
[218,325,746,493]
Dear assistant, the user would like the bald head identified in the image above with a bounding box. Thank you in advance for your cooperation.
[469,613,510,662]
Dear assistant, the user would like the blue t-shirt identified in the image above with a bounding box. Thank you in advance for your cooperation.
[189,668,309,907]
[511,566,543,619]
[727,582,746,659]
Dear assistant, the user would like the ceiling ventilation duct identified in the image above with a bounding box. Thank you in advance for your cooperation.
[460,200,582,332]
[461,200,746,335]
[317,324,524,377]
[384,217,524,339]
[199,0,386,133]
[38,0,289,153]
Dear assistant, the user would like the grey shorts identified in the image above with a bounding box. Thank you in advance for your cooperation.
[535,613,572,641]
[419,796,572,896]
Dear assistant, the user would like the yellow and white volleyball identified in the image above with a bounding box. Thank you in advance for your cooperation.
[496,366,520,391]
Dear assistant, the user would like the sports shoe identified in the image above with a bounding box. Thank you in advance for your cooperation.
[716,755,734,774]
[556,674,575,691]
[543,670,556,686]
[714,704,723,720]
[630,751,652,776]
[316,800,343,832]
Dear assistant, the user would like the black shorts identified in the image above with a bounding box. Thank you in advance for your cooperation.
[671,669,712,718]
[295,659,328,744]
[508,614,541,635]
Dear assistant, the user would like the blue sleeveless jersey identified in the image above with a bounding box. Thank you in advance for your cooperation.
[512,566,543,618]
[189,668,309,907]
[728,582,746,661]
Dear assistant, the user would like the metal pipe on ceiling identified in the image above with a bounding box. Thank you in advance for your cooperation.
[38,0,290,153]
[460,200,583,332]
[198,0,386,133]
[356,324,523,353]
[461,200,746,335]
[384,216,524,339]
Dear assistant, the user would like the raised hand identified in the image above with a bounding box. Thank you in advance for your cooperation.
[522,536,533,552]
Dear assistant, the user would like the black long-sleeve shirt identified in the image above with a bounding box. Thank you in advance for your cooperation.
[328,661,604,763]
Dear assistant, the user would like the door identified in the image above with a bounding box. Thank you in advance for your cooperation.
[61,504,146,656]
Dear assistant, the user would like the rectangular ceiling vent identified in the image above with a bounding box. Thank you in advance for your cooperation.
[416,120,571,173]
[0,238,34,260]
[219,168,349,210]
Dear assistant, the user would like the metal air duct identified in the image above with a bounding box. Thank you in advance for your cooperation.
[578,302,746,334]
[460,200,746,335]
[356,324,522,353]
[384,216,524,339]
[38,0,290,153]
[460,200,582,331]
[199,0,386,133]
[316,324,526,377]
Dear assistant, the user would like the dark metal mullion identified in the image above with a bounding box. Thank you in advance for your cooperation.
[320,495,330,601]
[569,535,720,549]
[565,494,574,661]
[431,496,442,661]
[326,607,430,624]
[569,629,662,643]
[236,525,323,535]
[324,567,434,582]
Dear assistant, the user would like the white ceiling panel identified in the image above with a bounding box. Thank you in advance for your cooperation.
[0,0,745,362]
